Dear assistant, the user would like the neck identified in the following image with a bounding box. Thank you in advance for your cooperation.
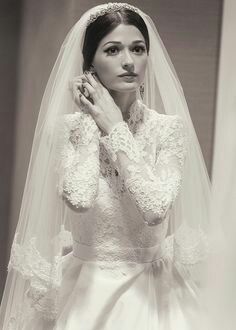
[109,90,137,121]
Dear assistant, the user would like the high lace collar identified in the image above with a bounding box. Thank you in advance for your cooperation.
[125,99,144,131]
[99,99,145,138]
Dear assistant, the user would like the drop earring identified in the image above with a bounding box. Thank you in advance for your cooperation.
[139,82,145,99]
[89,65,96,74]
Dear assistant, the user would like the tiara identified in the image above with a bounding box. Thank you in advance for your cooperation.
[86,2,139,27]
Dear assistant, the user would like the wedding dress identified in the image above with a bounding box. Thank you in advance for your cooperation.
[0,3,222,329]
[9,99,203,329]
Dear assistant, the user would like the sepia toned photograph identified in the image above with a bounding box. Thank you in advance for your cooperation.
[0,1,235,329]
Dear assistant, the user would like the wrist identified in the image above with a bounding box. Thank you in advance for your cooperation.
[106,120,125,135]
[100,121,141,163]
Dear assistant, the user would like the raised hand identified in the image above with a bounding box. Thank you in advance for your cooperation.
[70,71,123,135]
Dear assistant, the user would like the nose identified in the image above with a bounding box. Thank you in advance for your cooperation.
[121,49,135,71]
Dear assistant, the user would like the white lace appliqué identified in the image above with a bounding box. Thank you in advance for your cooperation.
[56,102,208,267]
[7,229,70,321]
[100,121,141,163]
[100,112,188,226]
[56,112,100,209]
[5,102,211,328]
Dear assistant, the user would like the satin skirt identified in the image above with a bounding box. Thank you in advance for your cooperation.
[51,242,203,330]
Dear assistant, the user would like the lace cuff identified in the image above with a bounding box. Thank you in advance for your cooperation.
[100,121,141,164]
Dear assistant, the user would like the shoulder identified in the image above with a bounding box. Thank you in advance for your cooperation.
[142,104,188,143]
[142,104,185,131]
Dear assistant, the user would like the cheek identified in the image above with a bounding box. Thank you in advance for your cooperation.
[96,62,115,82]
[136,57,148,81]
[139,56,148,71]
[100,70,125,91]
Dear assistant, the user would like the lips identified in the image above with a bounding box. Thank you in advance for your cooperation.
[118,73,138,77]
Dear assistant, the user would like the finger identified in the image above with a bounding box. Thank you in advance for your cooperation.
[73,81,83,93]
[79,93,94,113]
[71,84,85,109]
[84,72,98,88]
[73,80,89,97]
[74,82,90,98]
[73,74,85,81]
[88,73,105,91]
[69,77,83,90]
[73,93,84,110]
[93,73,101,83]
[81,81,96,97]
[72,82,83,98]
[80,94,99,118]
[70,75,86,87]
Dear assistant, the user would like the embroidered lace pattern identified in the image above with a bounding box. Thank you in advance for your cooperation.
[7,101,209,322]
[100,121,141,163]
[100,110,188,226]
[57,112,101,209]
[8,233,63,321]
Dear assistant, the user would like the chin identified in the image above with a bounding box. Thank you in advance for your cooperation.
[109,82,138,92]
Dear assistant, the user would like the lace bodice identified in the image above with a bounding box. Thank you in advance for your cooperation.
[58,99,188,259]
[8,100,210,323]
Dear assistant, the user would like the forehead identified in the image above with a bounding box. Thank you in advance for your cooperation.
[99,24,145,45]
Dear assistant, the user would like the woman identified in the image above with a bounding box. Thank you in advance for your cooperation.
[0,3,221,329]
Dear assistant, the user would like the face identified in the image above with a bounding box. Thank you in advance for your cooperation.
[92,24,148,92]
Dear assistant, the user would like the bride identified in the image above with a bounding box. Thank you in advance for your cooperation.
[0,3,222,329]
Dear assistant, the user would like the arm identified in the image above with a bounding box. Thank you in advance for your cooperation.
[100,115,188,225]
[57,112,100,212]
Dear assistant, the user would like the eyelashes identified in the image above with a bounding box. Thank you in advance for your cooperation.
[104,45,146,55]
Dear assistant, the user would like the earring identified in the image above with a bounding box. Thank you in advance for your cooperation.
[89,65,96,74]
[139,82,145,99]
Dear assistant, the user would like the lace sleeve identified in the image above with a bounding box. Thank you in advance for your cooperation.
[58,112,100,211]
[100,115,188,225]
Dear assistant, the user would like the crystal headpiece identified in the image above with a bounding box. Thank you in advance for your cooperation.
[86,2,140,28]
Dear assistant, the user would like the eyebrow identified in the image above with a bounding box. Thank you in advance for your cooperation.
[103,40,145,47]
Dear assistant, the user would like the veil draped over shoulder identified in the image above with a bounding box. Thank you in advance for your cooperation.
[0,3,224,328]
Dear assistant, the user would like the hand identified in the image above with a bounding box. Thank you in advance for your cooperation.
[70,71,123,135]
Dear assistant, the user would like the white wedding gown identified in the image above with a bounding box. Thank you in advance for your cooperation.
[6,99,204,329]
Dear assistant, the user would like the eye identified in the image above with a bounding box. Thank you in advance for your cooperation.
[104,45,146,56]
[133,46,146,54]
[104,46,119,55]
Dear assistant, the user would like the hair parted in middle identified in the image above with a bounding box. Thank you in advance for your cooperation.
[82,8,150,72]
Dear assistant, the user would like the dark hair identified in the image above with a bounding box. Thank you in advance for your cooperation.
[82,9,150,72]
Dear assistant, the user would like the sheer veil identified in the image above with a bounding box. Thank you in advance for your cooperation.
[0,2,224,328]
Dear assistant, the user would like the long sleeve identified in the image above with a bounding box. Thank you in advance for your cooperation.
[100,115,188,226]
[57,112,100,211]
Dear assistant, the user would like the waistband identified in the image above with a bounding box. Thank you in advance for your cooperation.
[72,240,166,264]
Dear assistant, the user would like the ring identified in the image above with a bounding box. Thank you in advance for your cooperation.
[81,84,90,98]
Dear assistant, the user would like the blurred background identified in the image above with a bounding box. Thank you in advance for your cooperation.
[0,0,234,304]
